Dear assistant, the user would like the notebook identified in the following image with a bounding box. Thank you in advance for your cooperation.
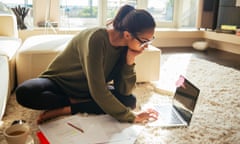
[149,75,200,127]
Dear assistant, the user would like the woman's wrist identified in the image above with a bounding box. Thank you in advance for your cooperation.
[133,115,142,123]
[126,55,135,65]
[133,117,139,123]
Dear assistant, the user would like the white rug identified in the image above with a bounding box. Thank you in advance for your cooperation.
[1,53,240,144]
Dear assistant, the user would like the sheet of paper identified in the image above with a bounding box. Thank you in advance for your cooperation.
[39,114,143,144]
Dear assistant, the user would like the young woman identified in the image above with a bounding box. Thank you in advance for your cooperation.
[16,5,158,124]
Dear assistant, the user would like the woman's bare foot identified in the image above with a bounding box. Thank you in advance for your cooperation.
[37,106,71,124]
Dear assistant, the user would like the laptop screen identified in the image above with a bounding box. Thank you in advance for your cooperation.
[173,75,200,124]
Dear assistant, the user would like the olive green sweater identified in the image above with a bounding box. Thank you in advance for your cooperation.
[40,27,136,122]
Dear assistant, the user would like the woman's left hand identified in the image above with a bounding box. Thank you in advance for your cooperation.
[134,108,158,124]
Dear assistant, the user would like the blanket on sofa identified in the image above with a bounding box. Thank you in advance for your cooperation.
[0,53,240,144]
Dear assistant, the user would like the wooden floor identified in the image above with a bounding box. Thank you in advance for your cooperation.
[160,47,240,70]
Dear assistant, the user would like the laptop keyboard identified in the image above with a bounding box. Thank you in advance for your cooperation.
[154,105,183,124]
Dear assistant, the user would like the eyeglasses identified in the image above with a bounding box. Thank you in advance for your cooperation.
[132,34,155,48]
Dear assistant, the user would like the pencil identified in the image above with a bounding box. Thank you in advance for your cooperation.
[67,122,84,133]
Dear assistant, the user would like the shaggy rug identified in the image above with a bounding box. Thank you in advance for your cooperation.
[0,53,240,144]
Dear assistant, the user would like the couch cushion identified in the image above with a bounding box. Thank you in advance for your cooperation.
[18,35,74,53]
[0,56,9,120]
[16,35,74,84]
[0,37,22,92]
[0,37,22,59]
[135,45,161,82]
[0,14,18,38]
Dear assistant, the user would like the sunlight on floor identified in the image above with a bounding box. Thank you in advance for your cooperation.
[152,54,193,95]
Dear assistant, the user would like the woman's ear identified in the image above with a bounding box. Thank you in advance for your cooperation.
[123,31,132,40]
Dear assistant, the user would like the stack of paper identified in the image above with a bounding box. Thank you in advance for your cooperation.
[38,114,143,144]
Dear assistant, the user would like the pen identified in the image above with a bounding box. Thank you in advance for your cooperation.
[67,122,84,133]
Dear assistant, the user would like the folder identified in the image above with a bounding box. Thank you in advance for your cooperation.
[37,131,50,144]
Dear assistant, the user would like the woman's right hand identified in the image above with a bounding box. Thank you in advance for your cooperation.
[134,108,158,124]
[126,48,143,65]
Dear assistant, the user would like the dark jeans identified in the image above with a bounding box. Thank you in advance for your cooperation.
[15,78,136,115]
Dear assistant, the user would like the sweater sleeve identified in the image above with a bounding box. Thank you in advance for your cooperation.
[112,48,137,96]
[78,30,136,122]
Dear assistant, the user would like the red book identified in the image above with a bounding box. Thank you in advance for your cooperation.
[37,131,50,144]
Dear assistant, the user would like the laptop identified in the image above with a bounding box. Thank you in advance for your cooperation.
[149,75,200,127]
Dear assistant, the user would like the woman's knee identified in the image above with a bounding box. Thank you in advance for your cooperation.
[15,84,30,106]
[15,79,41,106]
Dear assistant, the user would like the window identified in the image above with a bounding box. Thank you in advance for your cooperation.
[60,0,99,28]
[180,0,198,28]
[146,0,176,27]
[0,0,32,7]
[106,0,136,19]
[104,0,177,28]
[0,0,197,29]
[59,0,183,28]
[59,0,137,28]
[0,0,33,28]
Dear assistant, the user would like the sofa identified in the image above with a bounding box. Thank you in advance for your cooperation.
[0,4,22,120]
[16,35,161,85]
